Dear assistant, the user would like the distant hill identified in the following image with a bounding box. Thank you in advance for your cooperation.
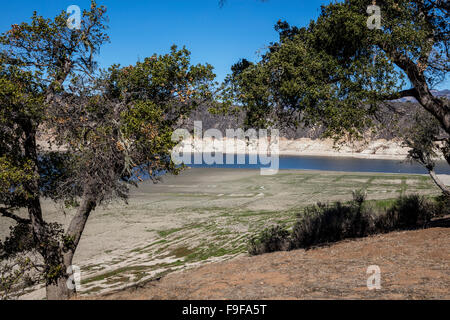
[187,101,434,140]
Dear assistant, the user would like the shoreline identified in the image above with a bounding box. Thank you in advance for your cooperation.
[267,150,409,160]
[174,137,421,161]
[183,167,450,181]
[40,136,445,161]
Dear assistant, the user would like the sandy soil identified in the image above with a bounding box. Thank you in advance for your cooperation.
[98,225,450,300]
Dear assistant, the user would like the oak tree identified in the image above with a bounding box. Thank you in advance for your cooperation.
[0,2,215,299]
[225,0,449,194]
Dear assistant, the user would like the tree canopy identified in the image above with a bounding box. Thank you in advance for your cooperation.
[223,0,449,194]
[0,1,216,299]
[225,0,448,137]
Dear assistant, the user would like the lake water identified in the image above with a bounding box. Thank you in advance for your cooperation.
[186,154,450,174]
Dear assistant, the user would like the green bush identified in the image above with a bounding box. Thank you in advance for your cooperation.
[248,191,440,255]
[291,191,376,249]
[248,225,291,256]
[433,195,450,217]
[377,194,435,231]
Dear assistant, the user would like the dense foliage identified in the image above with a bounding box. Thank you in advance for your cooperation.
[0,1,215,299]
[223,0,449,194]
[249,191,442,255]
[226,0,448,134]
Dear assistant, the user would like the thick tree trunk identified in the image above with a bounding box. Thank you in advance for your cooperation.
[44,189,97,300]
[46,273,74,300]
[44,249,77,300]
[414,82,450,136]
[381,43,450,135]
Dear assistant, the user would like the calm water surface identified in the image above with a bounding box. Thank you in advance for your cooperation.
[186,154,450,174]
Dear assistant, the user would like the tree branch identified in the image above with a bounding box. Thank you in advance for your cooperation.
[383,88,418,101]
[63,187,97,263]
[428,169,450,197]
[0,208,30,224]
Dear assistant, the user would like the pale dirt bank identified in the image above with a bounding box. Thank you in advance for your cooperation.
[96,225,450,300]
[174,137,414,160]
[39,136,443,160]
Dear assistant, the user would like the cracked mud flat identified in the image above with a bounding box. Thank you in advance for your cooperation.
[1,168,446,299]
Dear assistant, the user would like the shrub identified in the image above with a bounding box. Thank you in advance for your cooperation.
[433,195,450,217]
[248,225,291,256]
[377,194,435,231]
[291,191,376,249]
[248,191,440,255]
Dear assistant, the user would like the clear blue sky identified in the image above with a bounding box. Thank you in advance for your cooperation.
[1,0,448,89]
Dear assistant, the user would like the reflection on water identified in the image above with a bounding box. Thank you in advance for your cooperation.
[187,154,450,174]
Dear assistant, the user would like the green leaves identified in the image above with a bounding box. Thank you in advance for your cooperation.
[0,1,111,209]
[0,0,109,89]
[101,45,216,183]
[108,45,215,104]
[225,0,448,142]
[0,157,36,207]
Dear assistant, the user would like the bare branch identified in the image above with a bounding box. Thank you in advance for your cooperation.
[0,208,30,224]
[429,169,450,197]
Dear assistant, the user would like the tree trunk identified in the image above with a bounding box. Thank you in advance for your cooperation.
[45,248,78,300]
[22,121,47,242]
[44,189,97,300]
[391,54,450,196]
[415,83,450,136]
[381,44,450,135]
[19,85,97,301]
[21,121,74,300]
[429,169,450,197]
[65,189,97,251]
[46,272,74,300]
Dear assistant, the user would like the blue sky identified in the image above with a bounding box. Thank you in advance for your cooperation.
[1,0,448,89]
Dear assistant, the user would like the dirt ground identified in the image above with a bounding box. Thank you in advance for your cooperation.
[98,225,450,300]
[3,168,447,299]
